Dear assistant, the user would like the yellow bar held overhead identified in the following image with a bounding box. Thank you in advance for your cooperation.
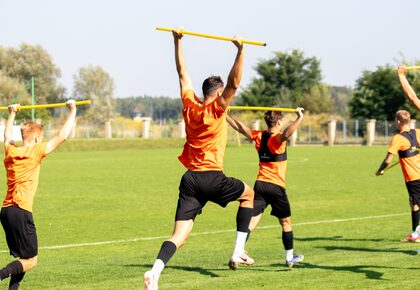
[0,100,91,111]
[229,106,299,113]
[156,27,267,47]
[406,66,420,71]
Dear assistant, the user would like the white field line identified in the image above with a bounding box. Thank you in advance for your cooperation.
[0,212,408,253]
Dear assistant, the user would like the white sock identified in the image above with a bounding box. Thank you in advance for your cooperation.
[286,249,294,261]
[233,231,248,254]
[411,231,419,238]
[151,259,165,277]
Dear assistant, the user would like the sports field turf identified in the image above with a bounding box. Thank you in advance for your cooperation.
[0,144,419,289]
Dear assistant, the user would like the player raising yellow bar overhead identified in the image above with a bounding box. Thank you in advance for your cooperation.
[396,65,420,111]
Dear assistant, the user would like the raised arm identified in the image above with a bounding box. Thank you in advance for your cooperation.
[278,108,304,142]
[219,36,244,109]
[397,65,420,110]
[46,100,76,154]
[173,27,193,93]
[226,113,252,139]
[4,104,19,147]
[375,153,394,176]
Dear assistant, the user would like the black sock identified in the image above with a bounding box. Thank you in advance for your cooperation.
[0,261,24,281]
[156,241,177,265]
[236,207,253,232]
[9,272,25,290]
[412,210,420,232]
[282,231,293,251]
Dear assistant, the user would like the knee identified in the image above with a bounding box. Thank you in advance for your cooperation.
[21,256,38,271]
[239,185,254,207]
[413,204,420,211]
[280,217,292,228]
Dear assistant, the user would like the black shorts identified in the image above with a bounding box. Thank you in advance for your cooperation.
[0,206,38,259]
[406,179,420,205]
[253,180,291,219]
[175,171,245,221]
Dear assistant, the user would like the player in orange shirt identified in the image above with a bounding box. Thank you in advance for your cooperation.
[396,65,420,111]
[376,110,420,242]
[144,27,254,290]
[0,100,76,289]
[226,108,304,267]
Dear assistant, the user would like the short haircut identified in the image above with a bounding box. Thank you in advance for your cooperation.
[202,76,224,97]
[21,121,43,141]
[396,110,411,125]
[264,111,284,128]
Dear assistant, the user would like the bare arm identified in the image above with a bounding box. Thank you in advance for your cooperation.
[46,100,76,154]
[173,27,193,93]
[219,36,244,109]
[226,114,252,139]
[375,153,395,176]
[278,108,304,143]
[397,65,420,110]
[4,104,19,147]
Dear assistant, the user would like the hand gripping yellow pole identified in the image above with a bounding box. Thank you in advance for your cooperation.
[228,106,300,113]
[383,161,399,173]
[156,27,267,47]
[0,100,91,111]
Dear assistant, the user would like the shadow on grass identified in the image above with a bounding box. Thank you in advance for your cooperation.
[294,236,397,243]
[284,262,389,280]
[124,264,221,277]
[319,245,418,256]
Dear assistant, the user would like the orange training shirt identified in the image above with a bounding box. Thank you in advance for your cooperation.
[250,130,287,188]
[387,129,420,182]
[3,143,47,212]
[178,89,227,171]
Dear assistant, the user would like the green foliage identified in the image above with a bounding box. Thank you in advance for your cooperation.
[237,49,331,113]
[350,65,420,120]
[116,96,182,120]
[73,65,115,124]
[0,43,65,120]
[329,86,353,116]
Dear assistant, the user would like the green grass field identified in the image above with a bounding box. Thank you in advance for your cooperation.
[0,143,419,289]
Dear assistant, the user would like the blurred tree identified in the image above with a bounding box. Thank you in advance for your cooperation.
[329,86,353,116]
[73,65,115,124]
[116,96,182,120]
[350,65,420,120]
[0,43,64,120]
[237,49,331,113]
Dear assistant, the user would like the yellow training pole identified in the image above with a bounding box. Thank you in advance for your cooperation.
[229,106,299,113]
[0,100,91,111]
[156,27,267,47]
[406,66,420,71]
[383,161,399,173]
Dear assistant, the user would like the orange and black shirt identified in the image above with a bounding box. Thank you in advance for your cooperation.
[178,89,227,171]
[388,129,420,182]
[3,143,47,212]
[249,130,287,188]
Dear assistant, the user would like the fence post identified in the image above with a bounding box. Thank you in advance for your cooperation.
[366,119,376,146]
[328,120,337,146]
[178,120,186,138]
[252,120,260,130]
[410,119,416,129]
[105,120,112,139]
[142,117,152,139]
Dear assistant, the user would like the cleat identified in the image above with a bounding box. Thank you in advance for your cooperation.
[401,234,420,243]
[286,254,304,268]
[228,251,255,270]
[144,271,158,290]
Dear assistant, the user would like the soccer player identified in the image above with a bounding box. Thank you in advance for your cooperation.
[375,110,420,242]
[1,100,76,289]
[143,28,254,290]
[396,65,420,110]
[226,108,305,268]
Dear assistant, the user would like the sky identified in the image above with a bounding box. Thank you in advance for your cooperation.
[1,0,419,99]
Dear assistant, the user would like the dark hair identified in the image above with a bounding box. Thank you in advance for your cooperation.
[264,111,284,128]
[202,76,224,97]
